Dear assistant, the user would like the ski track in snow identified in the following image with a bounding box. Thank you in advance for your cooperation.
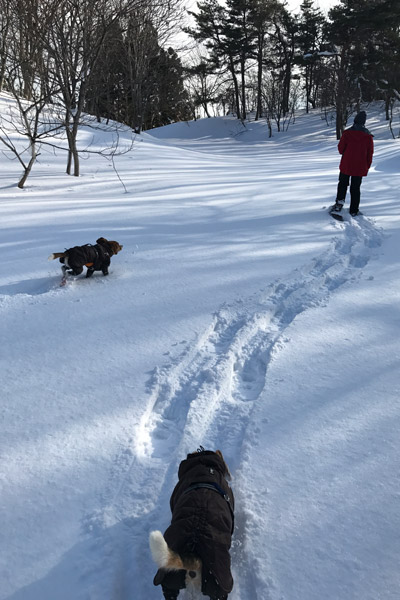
[85,215,383,599]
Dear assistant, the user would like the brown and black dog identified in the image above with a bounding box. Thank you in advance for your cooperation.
[150,448,234,600]
[48,237,123,278]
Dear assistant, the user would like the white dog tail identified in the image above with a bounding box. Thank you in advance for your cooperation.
[48,252,66,261]
[149,530,184,570]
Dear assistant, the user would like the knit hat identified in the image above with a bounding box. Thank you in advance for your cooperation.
[354,111,367,125]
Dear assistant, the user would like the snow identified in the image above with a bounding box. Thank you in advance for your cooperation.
[1,98,400,600]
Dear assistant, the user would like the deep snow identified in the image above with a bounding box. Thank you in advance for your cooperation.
[1,98,400,600]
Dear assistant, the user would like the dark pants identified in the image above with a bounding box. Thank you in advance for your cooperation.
[336,172,362,213]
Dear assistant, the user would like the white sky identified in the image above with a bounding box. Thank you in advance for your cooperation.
[288,0,339,13]
[175,0,339,49]
[184,0,339,13]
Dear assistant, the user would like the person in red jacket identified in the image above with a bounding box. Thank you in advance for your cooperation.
[331,111,374,217]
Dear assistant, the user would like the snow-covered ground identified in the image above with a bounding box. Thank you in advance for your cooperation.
[1,98,400,600]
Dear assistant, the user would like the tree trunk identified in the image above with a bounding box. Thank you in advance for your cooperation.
[283,67,291,116]
[228,56,241,120]
[65,122,80,176]
[240,55,246,120]
[18,142,37,188]
[335,49,349,139]
[385,95,391,121]
[255,33,264,121]
[305,66,310,114]
[66,150,73,175]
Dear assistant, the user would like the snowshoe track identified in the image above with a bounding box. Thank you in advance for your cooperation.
[86,216,383,599]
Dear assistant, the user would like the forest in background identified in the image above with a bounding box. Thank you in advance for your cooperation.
[185,0,400,139]
[0,0,399,186]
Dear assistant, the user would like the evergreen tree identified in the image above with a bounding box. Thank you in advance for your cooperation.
[224,0,257,119]
[268,4,297,117]
[187,0,243,118]
[248,0,279,120]
[355,0,400,118]
[144,47,193,129]
[86,20,191,131]
[85,20,127,124]
[325,0,400,137]
[296,0,326,112]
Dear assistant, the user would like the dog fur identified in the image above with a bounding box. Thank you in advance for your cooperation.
[149,530,202,593]
[48,237,123,278]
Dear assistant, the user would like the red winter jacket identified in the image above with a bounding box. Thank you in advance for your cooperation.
[338,128,374,177]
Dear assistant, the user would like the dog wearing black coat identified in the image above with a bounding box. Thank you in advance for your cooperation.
[48,237,123,278]
[150,448,234,600]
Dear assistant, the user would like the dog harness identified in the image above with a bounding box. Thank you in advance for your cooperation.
[183,482,234,532]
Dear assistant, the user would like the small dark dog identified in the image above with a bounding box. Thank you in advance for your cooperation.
[48,237,123,278]
[150,448,234,600]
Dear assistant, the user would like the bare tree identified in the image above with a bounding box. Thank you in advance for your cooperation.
[184,46,232,118]
[0,0,63,187]
[42,0,110,175]
[0,0,13,92]
[40,0,185,173]
[0,73,61,188]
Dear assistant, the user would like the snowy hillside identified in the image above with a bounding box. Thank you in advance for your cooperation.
[1,98,400,600]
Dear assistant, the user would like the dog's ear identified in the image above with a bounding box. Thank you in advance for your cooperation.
[96,237,108,244]
[109,241,123,255]
[215,450,231,480]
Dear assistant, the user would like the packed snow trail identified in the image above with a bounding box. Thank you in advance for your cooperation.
[76,215,383,600]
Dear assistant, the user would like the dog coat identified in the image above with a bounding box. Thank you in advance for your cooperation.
[61,240,110,274]
[154,451,234,598]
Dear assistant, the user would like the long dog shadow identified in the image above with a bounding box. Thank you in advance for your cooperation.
[3,517,159,600]
[0,277,61,296]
